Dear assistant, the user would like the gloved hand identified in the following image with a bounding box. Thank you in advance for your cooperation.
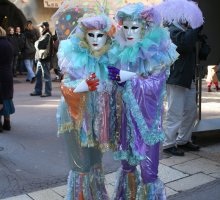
[108,66,126,86]
[107,66,121,81]
[86,73,99,91]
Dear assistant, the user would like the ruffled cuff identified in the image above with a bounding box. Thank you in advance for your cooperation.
[66,166,109,200]
[112,167,141,200]
[137,178,166,200]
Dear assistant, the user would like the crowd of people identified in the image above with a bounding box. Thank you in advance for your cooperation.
[0,0,216,199]
[0,20,62,134]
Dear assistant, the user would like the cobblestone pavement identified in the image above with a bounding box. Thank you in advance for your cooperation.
[0,77,220,200]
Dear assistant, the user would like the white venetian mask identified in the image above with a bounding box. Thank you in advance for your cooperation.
[86,30,107,51]
[122,20,143,46]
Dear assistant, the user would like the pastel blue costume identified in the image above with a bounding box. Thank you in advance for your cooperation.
[57,15,116,200]
[108,3,179,199]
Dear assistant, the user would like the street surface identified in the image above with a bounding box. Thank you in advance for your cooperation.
[0,75,220,200]
[0,76,119,199]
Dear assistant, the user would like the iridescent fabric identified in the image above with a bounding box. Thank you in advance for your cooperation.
[109,25,178,164]
[112,167,141,200]
[56,14,115,200]
[57,35,116,151]
[66,166,109,200]
[137,178,167,200]
[109,4,178,199]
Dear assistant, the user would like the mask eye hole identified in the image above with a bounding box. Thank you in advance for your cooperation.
[123,26,128,29]
[97,33,104,38]
[88,33,94,37]
[131,26,139,30]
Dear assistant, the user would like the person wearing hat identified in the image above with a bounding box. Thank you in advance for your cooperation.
[30,21,53,97]
[56,14,116,199]
[107,3,178,199]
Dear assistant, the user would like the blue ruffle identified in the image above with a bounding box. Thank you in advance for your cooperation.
[109,26,179,75]
[58,36,109,82]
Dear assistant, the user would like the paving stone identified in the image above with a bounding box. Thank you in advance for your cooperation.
[160,152,200,167]
[209,172,220,178]
[0,195,32,200]
[28,189,63,200]
[173,158,220,175]
[166,173,216,192]
[158,164,188,183]
[193,146,220,164]
[51,185,67,197]
[165,187,178,197]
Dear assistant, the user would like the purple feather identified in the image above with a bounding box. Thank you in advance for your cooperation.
[141,7,162,25]
[156,0,204,29]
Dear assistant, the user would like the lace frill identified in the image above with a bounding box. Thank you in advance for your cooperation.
[66,166,109,200]
[112,167,141,200]
[136,178,167,200]
[109,26,179,76]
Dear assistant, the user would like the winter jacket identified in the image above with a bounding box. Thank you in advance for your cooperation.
[0,36,14,102]
[167,24,200,89]
[23,29,39,59]
[35,30,52,62]
[15,33,25,58]
[7,34,19,56]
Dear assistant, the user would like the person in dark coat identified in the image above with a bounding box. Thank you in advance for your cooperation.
[23,20,39,83]
[51,32,63,82]
[0,26,15,132]
[163,22,201,156]
[7,26,19,77]
[15,26,25,75]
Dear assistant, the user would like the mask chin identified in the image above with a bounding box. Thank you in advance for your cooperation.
[86,30,107,51]
[122,20,143,46]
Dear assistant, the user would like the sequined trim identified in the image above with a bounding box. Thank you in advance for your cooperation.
[112,167,141,200]
[136,178,167,200]
[122,81,165,146]
[58,122,74,134]
[66,166,109,200]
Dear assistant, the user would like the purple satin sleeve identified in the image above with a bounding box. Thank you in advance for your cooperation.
[131,70,166,130]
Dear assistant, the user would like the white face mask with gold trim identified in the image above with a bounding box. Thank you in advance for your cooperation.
[122,20,143,46]
[86,30,107,51]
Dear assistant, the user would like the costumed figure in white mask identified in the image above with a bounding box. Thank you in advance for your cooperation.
[107,3,179,199]
[56,14,116,200]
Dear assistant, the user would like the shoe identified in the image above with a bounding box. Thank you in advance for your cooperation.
[30,92,42,96]
[26,79,30,82]
[40,94,51,97]
[216,86,220,91]
[3,120,11,131]
[178,142,200,151]
[30,77,35,84]
[0,147,4,151]
[163,146,185,156]
[208,87,211,92]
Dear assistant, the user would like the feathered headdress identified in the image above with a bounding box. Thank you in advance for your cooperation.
[156,0,204,29]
